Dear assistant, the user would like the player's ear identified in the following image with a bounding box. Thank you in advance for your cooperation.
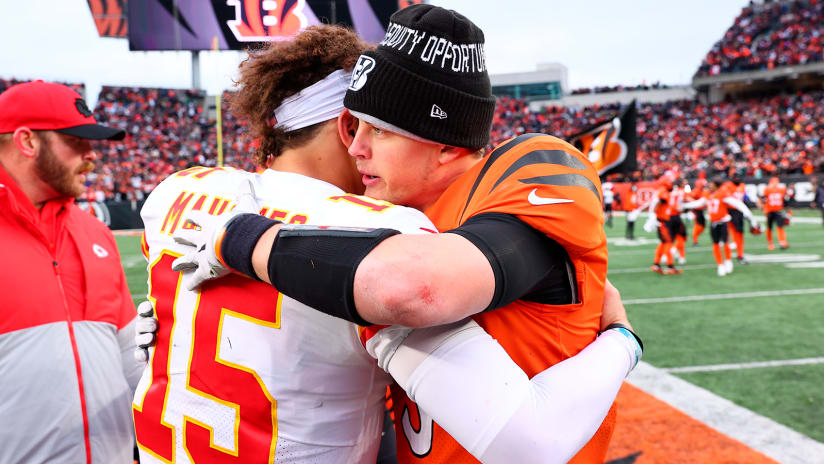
[438,145,475,165]
[337,109,358,148]
[12,127,38,159]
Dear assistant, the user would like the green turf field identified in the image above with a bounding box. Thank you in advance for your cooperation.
[114,209,824,442]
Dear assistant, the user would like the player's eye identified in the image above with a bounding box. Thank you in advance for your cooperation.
[372,126,384,135]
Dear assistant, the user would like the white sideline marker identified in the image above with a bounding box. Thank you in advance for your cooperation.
[664,357,824,374]
[623,288,824,305]
[628,362,824,464]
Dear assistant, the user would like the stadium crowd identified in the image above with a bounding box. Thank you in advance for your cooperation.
[1,71,822,201]
[697,0,824,76]
[492,91,823,181]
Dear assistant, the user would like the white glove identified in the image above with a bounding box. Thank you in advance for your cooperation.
[134,300,158,363]
[642,216,658,233]
[626,208,641,223]
[171,179,261,291]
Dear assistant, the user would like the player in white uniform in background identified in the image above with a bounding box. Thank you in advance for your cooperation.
[603,181,615,227]
[134,26,642,464]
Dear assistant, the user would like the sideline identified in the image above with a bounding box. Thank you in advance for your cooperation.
[628,362,824,464]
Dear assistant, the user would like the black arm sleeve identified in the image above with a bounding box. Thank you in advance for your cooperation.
[445,212,577,312]
[266,225,400,326]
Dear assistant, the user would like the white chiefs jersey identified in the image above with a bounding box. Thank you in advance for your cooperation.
[134,166,436,463]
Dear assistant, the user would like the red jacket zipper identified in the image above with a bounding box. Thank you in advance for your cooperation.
[54,260,92,464]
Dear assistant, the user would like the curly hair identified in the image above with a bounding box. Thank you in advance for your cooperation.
[229,25,371,167]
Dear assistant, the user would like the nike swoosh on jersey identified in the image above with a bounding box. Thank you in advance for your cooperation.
[528,188,574,205]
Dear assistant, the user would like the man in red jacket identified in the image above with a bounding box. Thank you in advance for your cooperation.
[0,80,143,463]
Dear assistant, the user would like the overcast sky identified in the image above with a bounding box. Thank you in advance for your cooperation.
[0,0,750,104]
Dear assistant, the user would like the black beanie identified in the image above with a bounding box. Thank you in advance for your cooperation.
[344,4,496,151]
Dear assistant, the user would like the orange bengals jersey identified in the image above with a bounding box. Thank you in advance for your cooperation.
[666,186,684,217]
[654,187,671,221]
[389,133,611,463]
[762,185,787,213]
[707,189,731,223]
[687,184,707,209]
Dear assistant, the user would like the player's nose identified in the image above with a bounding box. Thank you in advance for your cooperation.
[348,126,371,160]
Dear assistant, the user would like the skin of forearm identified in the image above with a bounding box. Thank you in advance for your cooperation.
[352,233,495,327]
[250,226,495,327]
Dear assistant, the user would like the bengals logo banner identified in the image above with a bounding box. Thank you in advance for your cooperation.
[128,0,425,51]
[568,101,637,178]
[87,0,127,37]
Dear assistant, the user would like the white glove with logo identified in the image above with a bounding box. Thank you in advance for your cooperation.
[134,300,158,363]
[171,179,261,291]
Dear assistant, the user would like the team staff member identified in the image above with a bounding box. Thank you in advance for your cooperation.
[761,177,790,250]
[0,81,142,463]
[173,6,617,462]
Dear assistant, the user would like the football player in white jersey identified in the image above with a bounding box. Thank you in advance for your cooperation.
[135,25,642,464]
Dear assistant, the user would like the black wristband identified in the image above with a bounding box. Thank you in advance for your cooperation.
[220,214,282,280]
[601,323,644,352]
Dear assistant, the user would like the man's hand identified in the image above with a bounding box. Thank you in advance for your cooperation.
[599,279,632,332]
[171,179,261,290]
[134,301,158,363]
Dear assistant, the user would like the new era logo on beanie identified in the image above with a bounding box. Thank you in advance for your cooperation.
[344,4,496,150]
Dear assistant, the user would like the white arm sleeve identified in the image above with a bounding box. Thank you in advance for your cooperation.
[366,320,640,464]
[723,197,754,220]
[681,197,706,210]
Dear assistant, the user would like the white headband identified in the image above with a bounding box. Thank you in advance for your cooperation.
[273,69,352,132]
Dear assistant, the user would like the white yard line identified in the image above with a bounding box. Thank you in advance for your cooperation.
[623,288,824,305]
[608,240,824,255]
[628,361,824,464]
[609,253,821,274]
[664,357,824,374]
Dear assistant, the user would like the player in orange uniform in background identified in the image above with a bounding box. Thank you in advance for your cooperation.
[761,177,790,250]
[723,177,750,263]
[646,174,681,274]
[683,177,759,276]
[667,178,688,264]
[688,177,708,245]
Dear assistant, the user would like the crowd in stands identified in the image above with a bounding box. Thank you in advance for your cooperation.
[697,0,824,76]
[570,82,671,95]
[492,92,823,181]
[2,75,822,201]
[0,77,84,96]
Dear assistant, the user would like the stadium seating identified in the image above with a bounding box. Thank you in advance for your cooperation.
[697,0,824,76]
[490,92,823,181]
[1,69,822,200]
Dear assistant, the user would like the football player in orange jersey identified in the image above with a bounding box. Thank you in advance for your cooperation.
[171,5,624,463]
[688,177,708,246]
[667,178,688,264]
[682,177,759,276]
[761,177,790,250]
[722,177,750,263]
[645,174,682,274]
[624,184,648,240]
